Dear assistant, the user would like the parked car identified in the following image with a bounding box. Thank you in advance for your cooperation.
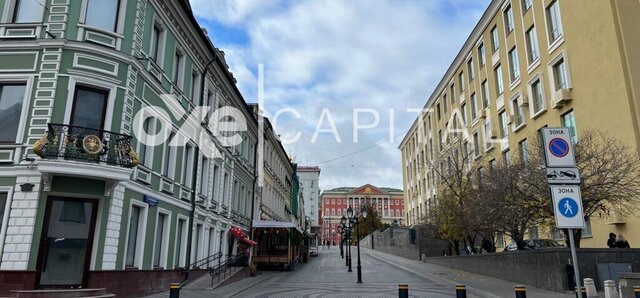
[505,239,563,251]
[310,246,318,257]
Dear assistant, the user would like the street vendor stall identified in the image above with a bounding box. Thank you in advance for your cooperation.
[251,220,304,270]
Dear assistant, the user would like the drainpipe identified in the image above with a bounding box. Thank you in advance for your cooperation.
[185,57,217,275]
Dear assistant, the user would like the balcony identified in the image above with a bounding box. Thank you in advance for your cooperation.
[33,124,138,193]
[34,123,138,168]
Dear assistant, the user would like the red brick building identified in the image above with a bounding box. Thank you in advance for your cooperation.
[320,184,404,245]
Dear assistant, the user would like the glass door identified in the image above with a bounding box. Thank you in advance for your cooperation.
[37,197,98,287]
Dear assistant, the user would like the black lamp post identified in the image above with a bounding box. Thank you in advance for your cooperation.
[338,225,344,258]
[348,206,367,284]
[341,216,348,266]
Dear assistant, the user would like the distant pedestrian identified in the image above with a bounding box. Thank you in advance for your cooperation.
[607,233,617,248]
[615,233,630,248]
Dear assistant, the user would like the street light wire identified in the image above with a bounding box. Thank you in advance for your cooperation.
[315,128,411,165]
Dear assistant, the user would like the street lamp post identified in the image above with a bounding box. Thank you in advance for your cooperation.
[341,216,348,267]
[347,206,367,284]
[338,226,344,258]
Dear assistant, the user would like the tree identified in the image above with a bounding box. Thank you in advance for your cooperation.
[424,126,490,254]
[479,158,546,250]
[525,130,640,247]
[356,204,383,240]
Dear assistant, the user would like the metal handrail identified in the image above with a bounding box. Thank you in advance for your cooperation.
[184,251,223,275]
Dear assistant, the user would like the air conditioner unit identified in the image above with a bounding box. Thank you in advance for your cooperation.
[490,128,499,139]
[607,211,626,224]
[518,95,529,107]
[553,88,572,108]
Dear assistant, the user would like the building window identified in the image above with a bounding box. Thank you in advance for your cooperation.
[461,103,467,126]
[562,110,577,143]
[0,83,26,143]
[191,71,201,103]
[530,79,544,114]
[504,4,514,34]
[526,26,539,64]
[150,23,165,64]
[71,86,108,130]
[459,72,465,92]
[172,50,184,86]
[85,0,120,32]
[200,157,209,195]
[529,225,538,239]
[522,0,532,12]
[478,42,486,67]
[546,0,563,43]
[582,218,593,237]
[181,144,193,185]
[125,205,143,267]
[552,57,569,90]
[481,80,489,108]
[139,117,156,168]
[12,0,44,23]
[443,95,448,113]
[467,59,474,81]
[175,218,186,267]
[512,97,524,127]
[494,64,504,95]
[490,26,500,53]
[450,84,456,102]
[470,93,478,120]
[503,149,512,165]
[153,213,167,268]
[499,111,509,138]
[484,121,493,148]
[162,132,176,179]
[519,139,529,164]
[436,103,441,120]
[0,193,7,237]
[508,47,520,82]
[473,132,480,157]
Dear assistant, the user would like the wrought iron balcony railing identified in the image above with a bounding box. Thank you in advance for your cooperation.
[33,123,139,168]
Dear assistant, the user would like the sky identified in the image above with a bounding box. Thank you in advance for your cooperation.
[189,0,491,191]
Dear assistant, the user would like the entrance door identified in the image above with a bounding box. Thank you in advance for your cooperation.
[36,197,98,288]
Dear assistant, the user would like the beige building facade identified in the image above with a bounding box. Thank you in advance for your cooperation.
[400,0,640,249]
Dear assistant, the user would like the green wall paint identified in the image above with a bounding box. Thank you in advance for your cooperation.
[51,176,105,196]
[0,177,16,187]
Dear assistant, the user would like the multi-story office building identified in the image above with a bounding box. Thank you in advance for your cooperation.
[400,0,640,249]
[321,184,405,245]
[298,166,321,231]
[0,0,258,295]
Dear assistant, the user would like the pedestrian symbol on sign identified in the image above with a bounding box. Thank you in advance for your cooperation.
[558,198,579,218]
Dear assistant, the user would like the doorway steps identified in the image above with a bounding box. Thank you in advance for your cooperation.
[10,288,115,298]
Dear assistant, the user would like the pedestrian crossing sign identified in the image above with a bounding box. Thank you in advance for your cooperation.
[550,185,585,228]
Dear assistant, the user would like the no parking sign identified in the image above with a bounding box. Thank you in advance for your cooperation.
[542,128,576,167]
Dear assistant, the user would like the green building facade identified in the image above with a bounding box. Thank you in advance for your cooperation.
[0,0,258,294]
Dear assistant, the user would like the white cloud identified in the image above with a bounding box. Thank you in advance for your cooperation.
[190,0,490,190]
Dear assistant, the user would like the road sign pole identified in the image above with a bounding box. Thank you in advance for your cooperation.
[568,228,582,295]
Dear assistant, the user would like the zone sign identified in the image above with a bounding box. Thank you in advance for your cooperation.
[542,128,576,168]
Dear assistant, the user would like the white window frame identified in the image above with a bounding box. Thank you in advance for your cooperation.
[545,0,564,49]
[162,131,177,180]
[79,0,127,34]
[181,143,194,186]
[123,200,148,269]
[0,187,14,259]
[547,52,572,92]
[172,48,185,89]
[525,26,540,66]
[510,94,525,131]
[152,209,171,269]
[508,47,520,83]
[503,3,515,34]
[63,76,117,132]
[490,26,500,53]
[149,18,167,68]
[2,0,45,23]
[494,64,504,95]
[0,77,33,149]
[499,110,509,139]
[174,215,188,268]
[527,74,547,118]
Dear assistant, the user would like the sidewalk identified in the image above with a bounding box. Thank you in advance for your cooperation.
[364,248,573,298]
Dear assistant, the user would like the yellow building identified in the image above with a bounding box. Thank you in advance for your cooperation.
[399,0,640,249]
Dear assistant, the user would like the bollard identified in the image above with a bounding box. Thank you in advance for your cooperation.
[456,285,467,298]
[584,278,596,298]
[515,285,526,298]
[169,283,181,298]
[398,284,408,298]
[603,280,616,298]
[574,287,586,298]
[634,286,640,298]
